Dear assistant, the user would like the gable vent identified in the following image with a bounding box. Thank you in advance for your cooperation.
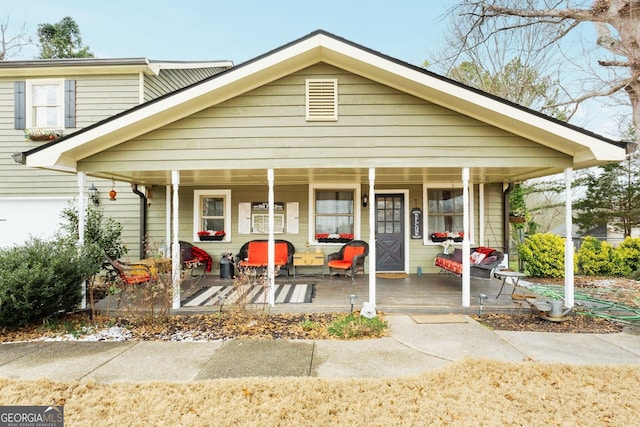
[306,79,338,121]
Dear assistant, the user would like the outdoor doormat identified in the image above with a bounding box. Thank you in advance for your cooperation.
[181,283,315,307]
[410,314,469,324]
[376,273,409,279]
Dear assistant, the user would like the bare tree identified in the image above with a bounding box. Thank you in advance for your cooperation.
[442,0,640,142]
[0,14,33,60]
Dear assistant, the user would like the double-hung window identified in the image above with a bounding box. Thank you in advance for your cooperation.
[424,184,473,243]
[15,78,75,131]
[193,190,231,242]
[310,184,359,243]
[26,79,65,128]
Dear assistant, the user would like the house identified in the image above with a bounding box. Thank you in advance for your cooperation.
[0,58,232,250]
[12,30,628,309]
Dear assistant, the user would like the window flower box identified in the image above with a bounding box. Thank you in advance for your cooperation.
[316,233,354,243]
[198,230,225,241]
[24,128,63,142]
[430,231,464,243]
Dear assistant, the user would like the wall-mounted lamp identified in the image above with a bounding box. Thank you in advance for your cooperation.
[349,294,358,313]
[362,193,368,208]
[88,183,99,205]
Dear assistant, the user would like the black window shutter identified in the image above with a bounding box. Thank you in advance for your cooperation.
[64,80,76,128]
[14,81,26,130]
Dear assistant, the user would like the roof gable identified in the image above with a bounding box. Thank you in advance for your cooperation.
[24,29,626,174]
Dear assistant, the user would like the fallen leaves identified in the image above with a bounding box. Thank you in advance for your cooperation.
[0,312,381,343]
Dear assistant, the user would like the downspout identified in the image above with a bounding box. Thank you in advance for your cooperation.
[132,184,147,258]
[503,183,513,257]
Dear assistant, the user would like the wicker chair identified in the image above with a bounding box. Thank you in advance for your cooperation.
[327,240,369,281]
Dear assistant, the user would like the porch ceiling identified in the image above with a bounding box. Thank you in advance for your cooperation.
[87,165,553,187]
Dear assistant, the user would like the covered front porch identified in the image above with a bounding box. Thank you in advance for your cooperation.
[175,272,521,315]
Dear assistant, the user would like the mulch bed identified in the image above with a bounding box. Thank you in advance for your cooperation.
[473,311,626,334]
[0,312,365,342]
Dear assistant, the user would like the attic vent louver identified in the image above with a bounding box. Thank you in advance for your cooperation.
[306,79,337,121]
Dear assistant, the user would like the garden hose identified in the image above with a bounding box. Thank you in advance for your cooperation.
[525,284,640,324]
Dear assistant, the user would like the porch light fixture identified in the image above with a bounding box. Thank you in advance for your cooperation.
[88,183,99,205]
[362,193,368,208]
[349,294,357,313]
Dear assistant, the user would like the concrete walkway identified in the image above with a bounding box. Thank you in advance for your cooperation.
[1,315,639,383]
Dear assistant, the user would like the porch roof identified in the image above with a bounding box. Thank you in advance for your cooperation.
[22,30,627,186]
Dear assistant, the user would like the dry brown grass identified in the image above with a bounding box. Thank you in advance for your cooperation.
[1,359,638,426]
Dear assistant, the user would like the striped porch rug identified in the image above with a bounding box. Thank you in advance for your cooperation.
[181,283,315,307]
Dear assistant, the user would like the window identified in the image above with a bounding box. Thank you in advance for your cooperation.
[15,79,76,130]
[427,188,464,235]
[309,184,360,243]
[193,190,231,241]
[424,186,473,241]
[26,79,64,128]
[306,79,338,121]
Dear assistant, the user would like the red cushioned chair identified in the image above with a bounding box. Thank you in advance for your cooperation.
[327,240,369,281]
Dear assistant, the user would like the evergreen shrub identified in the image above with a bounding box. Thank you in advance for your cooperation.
[0,237,94,327]
[576,236,616,276]
[519,233,566,278]
[613,237,640,276]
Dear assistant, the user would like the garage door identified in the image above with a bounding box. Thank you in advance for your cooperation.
[0,198,72,247]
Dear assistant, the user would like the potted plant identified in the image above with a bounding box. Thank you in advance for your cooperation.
[509,183,527,224]
[316,233,354,243]
[430,231,464,242]
[198,230,225,241]
[24,128,63,141]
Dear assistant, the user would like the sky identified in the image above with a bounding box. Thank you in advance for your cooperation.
[3,0,455,66]
[2,0,627,139]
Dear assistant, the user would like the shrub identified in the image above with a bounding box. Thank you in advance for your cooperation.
[519,233,566,278]
[613,237,640,276]
[576,236,616,276]
[0,237,96,327]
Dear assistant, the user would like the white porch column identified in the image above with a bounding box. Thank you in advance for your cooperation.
[462,168,471,307]
[368,168,376,308]
[77,172,87,309]
[478,183,485,246]
[171,171,181,309]
[564,168,575,307]
[267,169,276,306]
[165,185,171,254]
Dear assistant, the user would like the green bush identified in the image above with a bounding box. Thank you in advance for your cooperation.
[0,237,96,327]
[519,233,566,278]
[613,237,640,276]
[576,236,616,276]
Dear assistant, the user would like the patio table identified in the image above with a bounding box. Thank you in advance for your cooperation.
[494,270,528,299]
